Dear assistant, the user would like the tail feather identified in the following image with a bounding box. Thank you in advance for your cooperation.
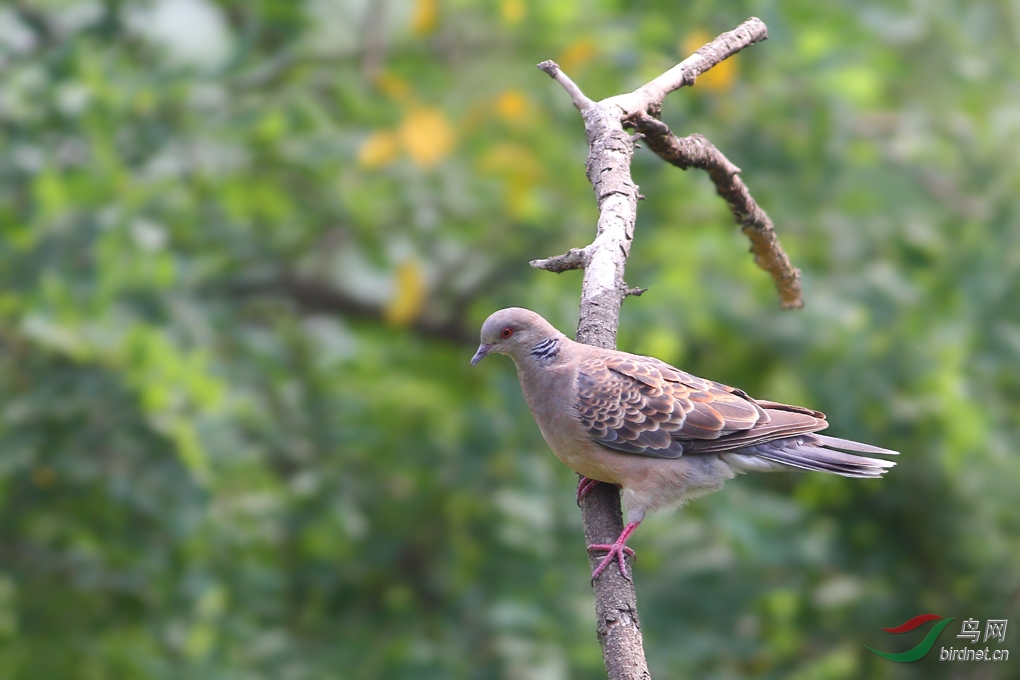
[816,434,899,456]
[745,436,897,479]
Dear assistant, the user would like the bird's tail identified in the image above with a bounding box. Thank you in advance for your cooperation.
[743,434,898,479]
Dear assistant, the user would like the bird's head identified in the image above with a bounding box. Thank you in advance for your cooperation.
[470,307,559,366]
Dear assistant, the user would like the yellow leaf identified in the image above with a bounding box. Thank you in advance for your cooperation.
[358,131,400,168]
[386,260,426,326]
[375,72,412,102]
[682,30,737,92]
[505,176,536,219]
[478,143,538,175]
[558,39,596,74]
[478,143,541,218]
[495,89,528,123]
[399,107,455,168]
[501,0,526,25]
[411,0,438,34]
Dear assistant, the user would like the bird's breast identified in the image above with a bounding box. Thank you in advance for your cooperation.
[516,361,614,481]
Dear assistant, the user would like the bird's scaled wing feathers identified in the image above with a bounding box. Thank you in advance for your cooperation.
[574,353,771,458]
[681,405,827,454]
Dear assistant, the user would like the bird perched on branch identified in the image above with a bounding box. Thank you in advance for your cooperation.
[471,308,897,581]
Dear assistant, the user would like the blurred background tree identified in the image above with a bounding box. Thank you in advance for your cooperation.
[0,1,1017,678]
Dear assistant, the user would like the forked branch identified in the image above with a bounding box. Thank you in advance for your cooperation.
[534,16,801,310]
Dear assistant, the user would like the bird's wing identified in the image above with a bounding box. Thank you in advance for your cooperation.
[574,352,790,458]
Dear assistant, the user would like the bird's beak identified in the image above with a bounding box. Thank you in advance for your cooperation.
[470,343,493,367]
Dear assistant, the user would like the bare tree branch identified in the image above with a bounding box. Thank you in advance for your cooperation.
[628,114,804,308]
[530,247,589,272]
[537,60,596,112]
[632,17,769,110]
[535,16,795,679]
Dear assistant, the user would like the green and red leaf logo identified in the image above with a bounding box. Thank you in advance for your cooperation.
[865,614,955,662]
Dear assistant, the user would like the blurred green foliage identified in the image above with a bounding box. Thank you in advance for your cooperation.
[0,0,1018,678]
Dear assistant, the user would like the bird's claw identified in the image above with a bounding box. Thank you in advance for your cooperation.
[576,476,601,506]
[586,520,641,583]
[575,477,622,506]
[588,542,637,582]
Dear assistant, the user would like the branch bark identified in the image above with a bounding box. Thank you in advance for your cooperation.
[627,116,803,308]
[535,16,798,678]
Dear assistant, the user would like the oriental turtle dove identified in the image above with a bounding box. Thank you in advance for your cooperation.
[471,307,897,580]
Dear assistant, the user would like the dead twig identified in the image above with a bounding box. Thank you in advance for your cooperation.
[627,115,803,308]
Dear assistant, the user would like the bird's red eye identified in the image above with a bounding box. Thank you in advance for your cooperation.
[501,327,513,339]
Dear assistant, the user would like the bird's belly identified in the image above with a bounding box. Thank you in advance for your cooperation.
[536,420,622,484]
[539,424,740,517]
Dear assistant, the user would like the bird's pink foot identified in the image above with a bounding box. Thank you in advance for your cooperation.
[588,521,641,582]
[575,477,621,506]
[576,476,602,505]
